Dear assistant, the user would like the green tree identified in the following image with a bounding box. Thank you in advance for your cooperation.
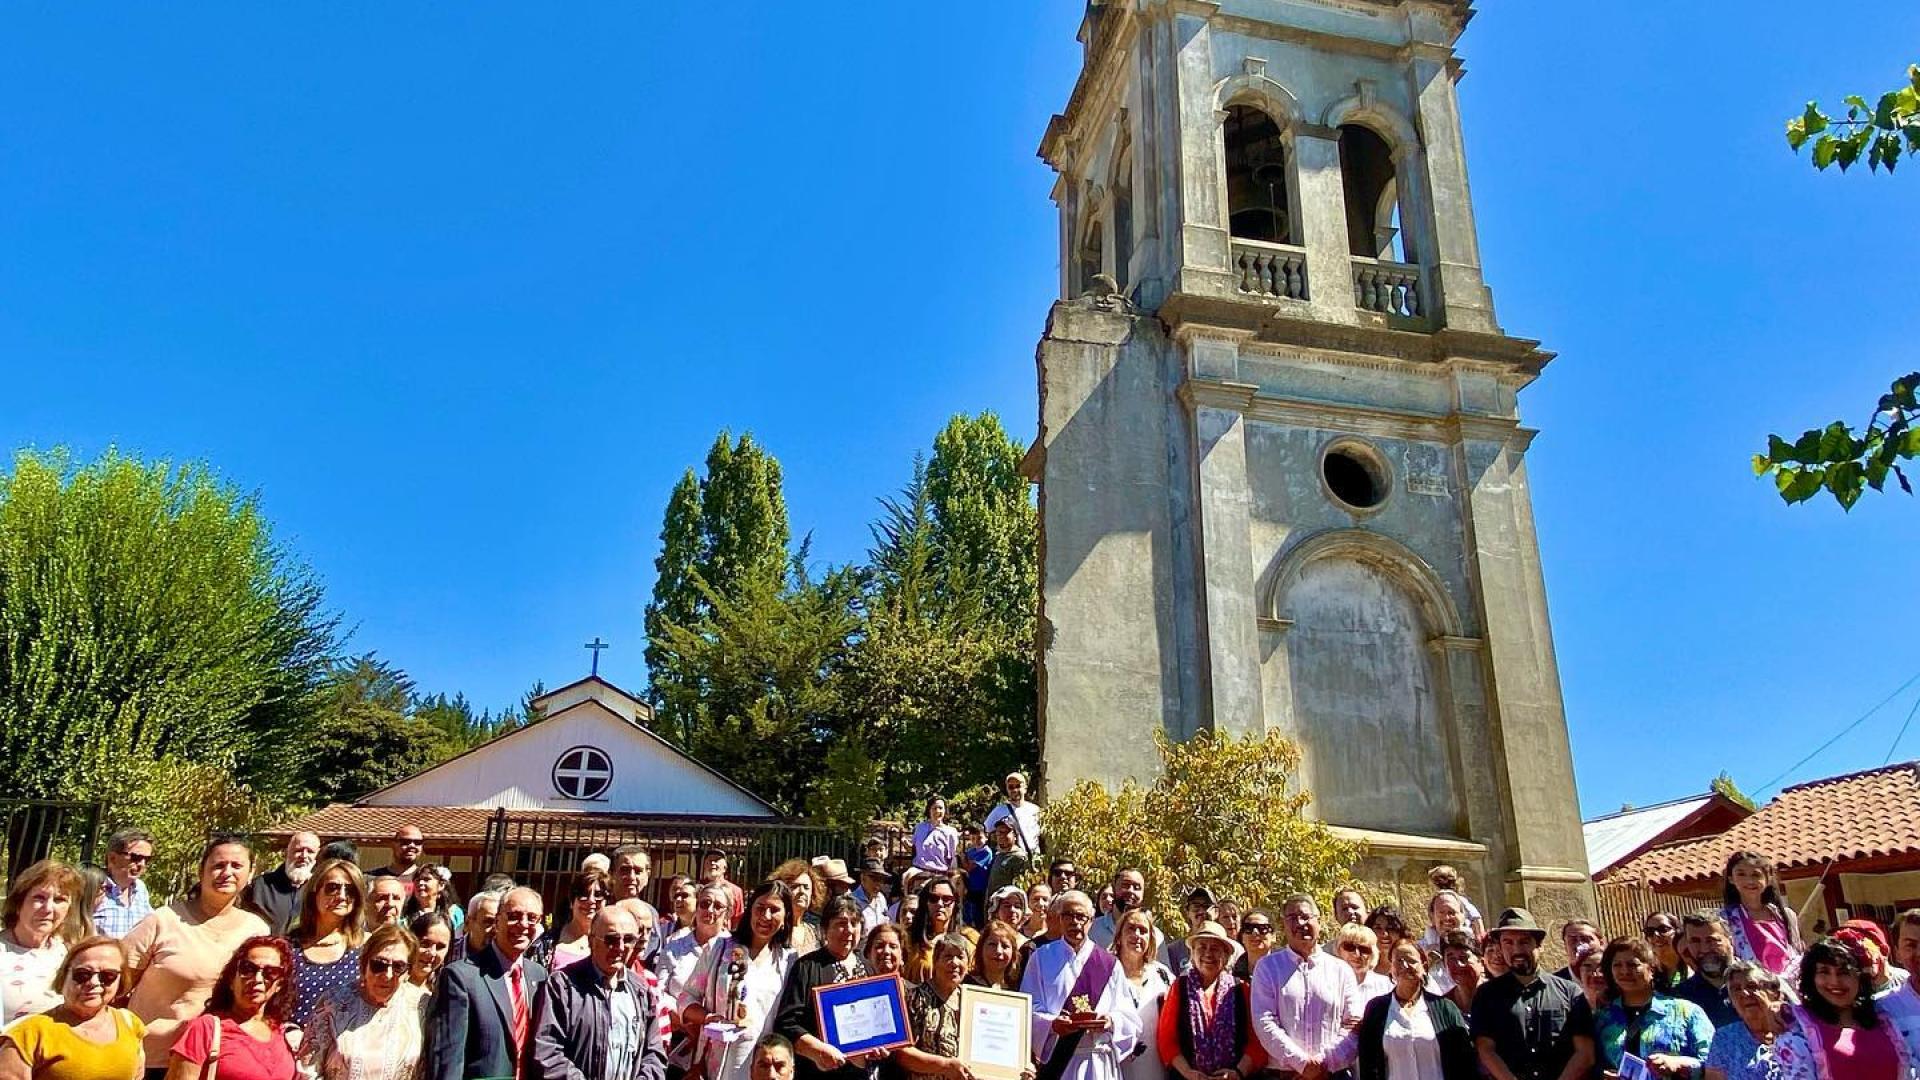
[1044,731,1362,925]
[835,428,1039,819]
[644,470,704,715]
[645,434,793,741]
[926,413,1037,636]
[1711,770,1759,812]
[258,655,458,804]
[1758,66,1920,508]
[0,449,336,865]
[652,558,860,814]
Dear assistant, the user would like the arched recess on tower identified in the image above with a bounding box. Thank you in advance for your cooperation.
[1258,530,1471,838]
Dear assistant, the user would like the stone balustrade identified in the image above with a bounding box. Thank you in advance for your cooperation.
[1351,257,1425,319]
[1231,239,1309,301]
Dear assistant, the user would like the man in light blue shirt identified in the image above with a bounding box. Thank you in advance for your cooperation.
[93,827,155,937]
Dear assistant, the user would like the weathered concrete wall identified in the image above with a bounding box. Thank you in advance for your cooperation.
[1034,301,1196,791]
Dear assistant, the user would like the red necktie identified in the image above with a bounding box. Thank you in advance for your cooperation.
[509,962,529,1078]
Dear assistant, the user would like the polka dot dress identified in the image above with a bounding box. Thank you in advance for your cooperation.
[291,946,362,1026]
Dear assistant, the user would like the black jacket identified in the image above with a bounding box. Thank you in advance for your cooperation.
[1356,990,1478,1080]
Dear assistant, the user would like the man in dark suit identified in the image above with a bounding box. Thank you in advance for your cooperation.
[427,885,550,1080]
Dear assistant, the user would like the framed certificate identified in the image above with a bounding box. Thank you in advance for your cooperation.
[813,974,912,1055]
[958,985,1032,1080]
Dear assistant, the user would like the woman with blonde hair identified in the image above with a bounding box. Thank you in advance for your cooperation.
[298,923,428,1080]
[1335,923,1392,1006]
[286,857,368,1027]
[1,859,91,1025]
[0,934,145,1078]
[967,920,1025,990]
[1114,909,1174,1080]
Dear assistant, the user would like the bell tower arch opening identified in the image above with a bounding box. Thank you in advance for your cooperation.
[1338,123,1407,263]
[1223,105,1296,246]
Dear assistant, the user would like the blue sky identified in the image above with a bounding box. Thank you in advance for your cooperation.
[4,4,1915,820]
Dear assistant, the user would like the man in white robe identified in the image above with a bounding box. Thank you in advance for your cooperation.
[1019,890,1141,1080]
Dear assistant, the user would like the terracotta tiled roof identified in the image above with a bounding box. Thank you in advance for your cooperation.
[268,805,503,843]
[1609,762,1920,887]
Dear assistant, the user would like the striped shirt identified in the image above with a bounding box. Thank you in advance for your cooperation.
[1251,945,1360,1073]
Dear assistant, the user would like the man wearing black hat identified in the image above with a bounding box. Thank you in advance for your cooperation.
[850,858,893,931]
[1470,908,1594,1080]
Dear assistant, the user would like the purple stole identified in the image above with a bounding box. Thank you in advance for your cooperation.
[1038,946,1119,1080]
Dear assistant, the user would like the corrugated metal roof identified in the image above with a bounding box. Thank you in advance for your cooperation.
[1584,795,1712,876]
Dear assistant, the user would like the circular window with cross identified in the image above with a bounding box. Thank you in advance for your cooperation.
[551,745,613,801]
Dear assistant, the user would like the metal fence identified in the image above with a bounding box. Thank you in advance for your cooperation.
[480,809,903,915]
[1593,879,1715,940]
[0,800,104,887]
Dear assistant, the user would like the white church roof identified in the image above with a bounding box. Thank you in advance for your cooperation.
[358,674,778,818]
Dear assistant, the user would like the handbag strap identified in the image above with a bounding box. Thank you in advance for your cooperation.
[200,1013,222,1080]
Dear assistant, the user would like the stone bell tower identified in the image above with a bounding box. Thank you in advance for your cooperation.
[1028,0,1593,918]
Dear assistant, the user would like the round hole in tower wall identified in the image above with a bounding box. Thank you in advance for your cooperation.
[1322,442,1390,511]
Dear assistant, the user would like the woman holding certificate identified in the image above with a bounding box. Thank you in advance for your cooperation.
[685,881,801,1080]
[776,895,884,1080]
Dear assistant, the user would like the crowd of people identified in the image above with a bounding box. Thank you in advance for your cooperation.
[0,775,1916,1080]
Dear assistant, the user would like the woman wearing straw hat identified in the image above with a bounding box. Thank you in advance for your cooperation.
[1157,921,1267,1080]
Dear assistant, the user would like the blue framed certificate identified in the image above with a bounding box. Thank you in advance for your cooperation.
[812,974,912,1055]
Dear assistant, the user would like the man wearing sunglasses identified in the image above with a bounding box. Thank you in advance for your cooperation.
[529,905,669,1080]
[94,827,156,938]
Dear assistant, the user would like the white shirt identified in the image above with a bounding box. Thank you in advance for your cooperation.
[1251,946,1359,1073]
[1382,993,1444,1080]
[983,800,1044,857]
[0,932,67,1026]
[850,888,890,931]
[1019,939,1141,1080]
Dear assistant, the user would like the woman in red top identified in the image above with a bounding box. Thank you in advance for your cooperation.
[163,936,296,1080]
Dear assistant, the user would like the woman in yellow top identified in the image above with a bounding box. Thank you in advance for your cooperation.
[0,935,146,1080]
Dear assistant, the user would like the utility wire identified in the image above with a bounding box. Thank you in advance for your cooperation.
[1884,691,1920,766]
[1751,670,1920,798]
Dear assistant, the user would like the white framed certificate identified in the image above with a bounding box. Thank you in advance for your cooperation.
[958,985,1032,1080]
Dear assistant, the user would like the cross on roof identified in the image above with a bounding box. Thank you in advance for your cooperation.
[584,636,610,676]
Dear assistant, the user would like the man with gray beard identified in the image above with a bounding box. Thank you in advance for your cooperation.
[1674,911,1739,1027]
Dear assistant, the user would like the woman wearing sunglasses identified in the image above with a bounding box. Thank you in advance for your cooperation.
[164,936,297,1080]
[297,924,427,1080]
[287,859,368,1028]
[0,934,144,1079]
[528,868,612,972]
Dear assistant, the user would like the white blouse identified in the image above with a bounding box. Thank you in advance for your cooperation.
[297,981,427,1080]
[0,931,67,1025]
[1381,994,1445,1080]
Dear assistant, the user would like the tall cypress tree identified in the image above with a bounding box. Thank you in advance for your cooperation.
[644,433,793,744]
[925,412,1037,637]
[643,468,703,729]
